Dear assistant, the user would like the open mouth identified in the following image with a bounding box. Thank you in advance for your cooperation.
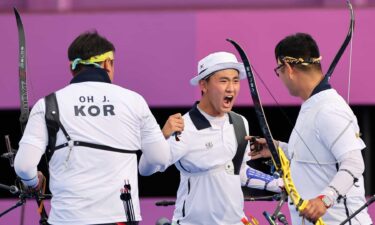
[224,95,234,106]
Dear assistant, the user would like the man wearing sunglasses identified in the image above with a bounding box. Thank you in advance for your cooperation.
[251,33,372,224]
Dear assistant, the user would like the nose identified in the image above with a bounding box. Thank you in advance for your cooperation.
[226,81,235,92]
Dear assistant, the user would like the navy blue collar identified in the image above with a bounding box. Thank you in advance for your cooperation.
[70,67,111,84]
[310,77,331,98]
[188,102,233,130]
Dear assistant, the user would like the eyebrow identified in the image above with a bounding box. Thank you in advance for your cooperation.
[219,74,240,79]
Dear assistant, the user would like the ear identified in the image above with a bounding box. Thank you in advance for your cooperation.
[199,79,208,94]
[101,59,114,81]
[102,59,113,73]
[284,63,294,79]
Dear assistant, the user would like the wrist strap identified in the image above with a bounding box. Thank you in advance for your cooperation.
[264,181,270,191]
[245,178,251,187]
[328,185,344,203]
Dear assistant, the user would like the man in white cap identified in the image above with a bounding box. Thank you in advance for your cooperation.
[139,51,283,225]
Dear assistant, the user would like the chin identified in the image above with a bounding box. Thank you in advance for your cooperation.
[222,107,232,113]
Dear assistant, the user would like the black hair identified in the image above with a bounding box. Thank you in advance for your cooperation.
[68,31,115,73]
[275,33,322,71]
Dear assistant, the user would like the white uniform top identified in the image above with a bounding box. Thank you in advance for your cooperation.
[283,89,372,224]
[18,69,167,225]
[169,104,250,225]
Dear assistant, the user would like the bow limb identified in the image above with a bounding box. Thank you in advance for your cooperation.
[250,0,354,117]
[346,0,354,103]
[14,8,29,134]
[227,39,325,225]
[14,8,49,225]
[227,40,281,172]
[325,0,354,81]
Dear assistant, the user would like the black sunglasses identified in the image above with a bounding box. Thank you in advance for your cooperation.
[273,63,285,77]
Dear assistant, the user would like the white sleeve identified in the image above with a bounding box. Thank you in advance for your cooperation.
[321,150,365,202]
[14,99,47,188]
[137,96,174,176]
[14,143,44,187]
[139,132,190,176]
[138,139,172,176]
[19,99,48,152]
[240,165,282,193]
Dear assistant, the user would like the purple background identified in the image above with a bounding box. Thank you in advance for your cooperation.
[2,0,375,11]
[0,7,374,109]
[0,198,374,224]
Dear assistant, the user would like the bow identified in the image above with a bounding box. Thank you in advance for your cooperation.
[227,1,354,224]
[227,39,325,225]
[14,8,50,225]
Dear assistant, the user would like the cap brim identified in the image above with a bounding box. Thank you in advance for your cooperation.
[190,62,246,86]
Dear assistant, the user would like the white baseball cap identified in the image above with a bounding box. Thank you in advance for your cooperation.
[190,51,246,86]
